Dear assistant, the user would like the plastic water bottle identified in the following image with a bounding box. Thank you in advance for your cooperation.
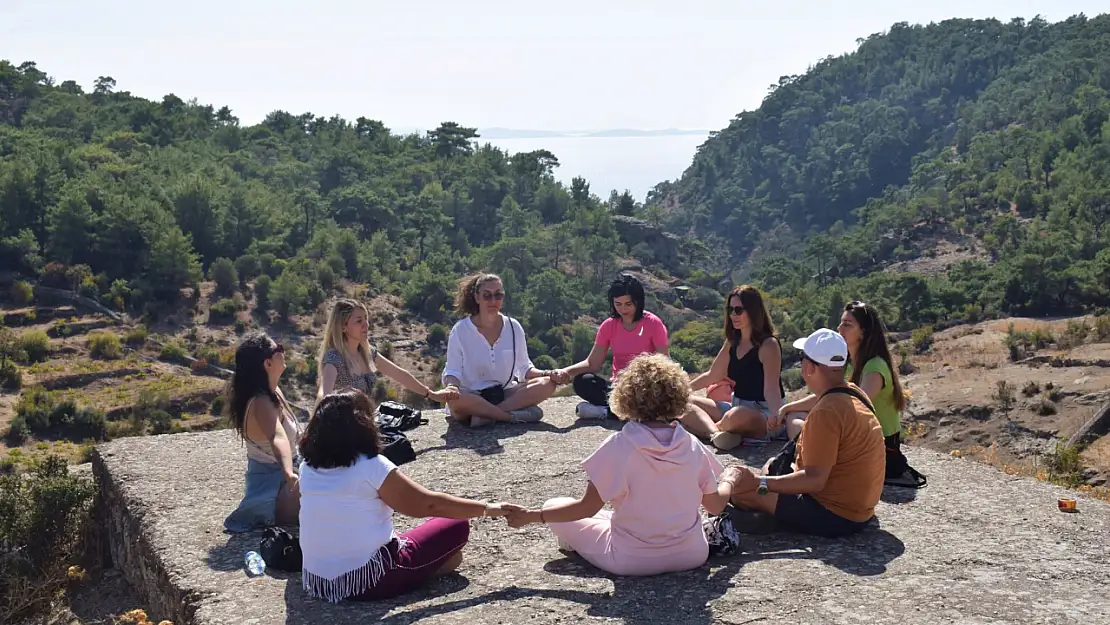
[245,550,266,576]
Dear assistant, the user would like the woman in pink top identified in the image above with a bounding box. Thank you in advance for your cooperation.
[552,274,669,420]
[506,353,736,576]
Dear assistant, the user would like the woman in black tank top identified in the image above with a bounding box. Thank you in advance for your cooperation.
[680,286,785,451]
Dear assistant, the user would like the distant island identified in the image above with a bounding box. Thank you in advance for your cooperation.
[478,127,711,139]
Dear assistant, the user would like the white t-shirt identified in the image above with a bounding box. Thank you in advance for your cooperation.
[442,314,534,393]
[298,454,397,581]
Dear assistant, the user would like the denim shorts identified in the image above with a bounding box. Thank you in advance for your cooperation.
[714,398,786,440]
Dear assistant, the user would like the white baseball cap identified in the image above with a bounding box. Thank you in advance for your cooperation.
[792,328,848,367]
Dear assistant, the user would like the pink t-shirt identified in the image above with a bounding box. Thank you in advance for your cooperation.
[595,311,669,380]
[581,421,722,559]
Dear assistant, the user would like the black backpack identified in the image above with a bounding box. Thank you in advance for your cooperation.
[374,402,423,466]
[259,526,302,572]
[375,401,427,431]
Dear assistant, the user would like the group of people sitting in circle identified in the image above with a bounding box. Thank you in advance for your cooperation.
[221,271,909,603]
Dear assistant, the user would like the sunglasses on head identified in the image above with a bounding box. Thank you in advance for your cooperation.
[268,342,285,356]
[480,291,505,301]
[728,305,745,315]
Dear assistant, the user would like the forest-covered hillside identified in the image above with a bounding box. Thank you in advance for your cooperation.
[650,14,1110,331]
[1,61,733,369]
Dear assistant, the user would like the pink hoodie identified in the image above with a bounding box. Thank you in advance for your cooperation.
[581,421,723,559]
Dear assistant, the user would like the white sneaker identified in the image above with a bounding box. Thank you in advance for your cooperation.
[576,402,609,420]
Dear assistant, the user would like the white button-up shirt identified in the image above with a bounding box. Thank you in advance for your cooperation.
[442,314,534,393]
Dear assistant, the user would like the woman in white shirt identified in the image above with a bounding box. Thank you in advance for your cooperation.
[298,390,520,602]
[441,273,556,427]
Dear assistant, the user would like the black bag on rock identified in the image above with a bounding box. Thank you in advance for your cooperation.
[375,401,427,431]
[380,429,417,466]
[259,526,302,572]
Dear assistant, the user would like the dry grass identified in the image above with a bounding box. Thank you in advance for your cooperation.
[950,442,1109,502]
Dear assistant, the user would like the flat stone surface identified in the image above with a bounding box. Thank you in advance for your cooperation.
[93,397,1110,625]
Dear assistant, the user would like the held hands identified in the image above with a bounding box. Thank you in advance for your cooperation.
[504,507,544,528]
[482,502,526,518]
[429,386,461,402]
[548,369,571,385]
[766,409,785,430]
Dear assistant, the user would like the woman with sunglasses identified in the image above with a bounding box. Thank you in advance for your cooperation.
[441,273,556,427]
[774,301,907,441]
[223,332,303,533]
[680,286,785,450]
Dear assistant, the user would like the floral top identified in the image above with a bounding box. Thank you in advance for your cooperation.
[322,347,379,394]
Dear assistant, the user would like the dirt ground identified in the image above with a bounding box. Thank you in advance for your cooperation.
[885,316,1110,483]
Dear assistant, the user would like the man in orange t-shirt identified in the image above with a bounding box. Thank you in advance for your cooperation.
[721,328,885,537]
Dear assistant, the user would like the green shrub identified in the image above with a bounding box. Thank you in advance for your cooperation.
[782,367,804,392]
[379,340,394,360]
[209,297,240,324]
[159,339,187,361]
[87,331,122,359]
[10,280,33,306]
[0,455,96,622]
[1021,381,1040,397]
[427,324,448,347]
[1095,315,1110,341]
[18,330,50,363]
[533,354,558,371]
[253,274,272,308]
[123,325,148,346]
[0,360,21,391]
[669,346,708,373]
[911,326,934,354]
[208,257,238,296]
[235,255,261,283]
[10,387,107,442]
[210,395,226,416]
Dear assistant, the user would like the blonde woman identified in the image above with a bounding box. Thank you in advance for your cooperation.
[317,299,460,404]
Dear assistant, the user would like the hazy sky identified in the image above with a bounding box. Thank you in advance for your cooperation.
[1,1,1106,133]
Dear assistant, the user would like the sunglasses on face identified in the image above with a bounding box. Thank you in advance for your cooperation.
[728,306,745,315]
[480,291,505,301]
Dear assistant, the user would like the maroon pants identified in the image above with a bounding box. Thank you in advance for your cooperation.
[349,517,470,601]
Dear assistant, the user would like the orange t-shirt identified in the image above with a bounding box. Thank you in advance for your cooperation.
[795,384,886,522]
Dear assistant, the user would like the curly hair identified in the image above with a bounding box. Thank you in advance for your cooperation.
[452,272,502,316]
[299,390,383,469]
[608,353,691,422]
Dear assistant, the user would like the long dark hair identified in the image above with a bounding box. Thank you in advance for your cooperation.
[844,301,906,412]
[299,390,383,469]
[607,273,645,321]
[723,285,776,347]
[225,331,282,438]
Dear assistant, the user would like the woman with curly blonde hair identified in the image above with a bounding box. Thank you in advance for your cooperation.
[505,353,734,576]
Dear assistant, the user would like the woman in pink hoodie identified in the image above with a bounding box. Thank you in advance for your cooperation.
[506,353,738,576]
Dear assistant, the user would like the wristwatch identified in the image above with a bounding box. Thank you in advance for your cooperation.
[757,476,769,495]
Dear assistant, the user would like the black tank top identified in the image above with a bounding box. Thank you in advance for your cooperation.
[727,337,786,402]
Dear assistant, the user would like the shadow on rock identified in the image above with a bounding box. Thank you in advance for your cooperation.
[420,418,618,457]
[283,571,473,624]
[346,557,741,625]
[881,485,920,504]
[206,532,261,572]
[744,526,905,576]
